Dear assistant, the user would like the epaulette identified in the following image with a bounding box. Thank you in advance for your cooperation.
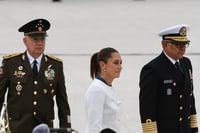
[3,52,21,60]
[46,54,63,62]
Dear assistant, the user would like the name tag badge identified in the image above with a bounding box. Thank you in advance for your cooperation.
[164,79,173,84]
[166,88,172,95]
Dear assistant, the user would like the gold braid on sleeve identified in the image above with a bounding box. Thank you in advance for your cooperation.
[190,114,198,128]
[142,119,158,133]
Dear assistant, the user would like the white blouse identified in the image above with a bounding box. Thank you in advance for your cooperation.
[85,79,121,133]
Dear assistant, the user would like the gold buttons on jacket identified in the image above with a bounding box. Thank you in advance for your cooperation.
[33,91,37,95]
[179,106,183,110]
[33,101,37,105]
[34,81,38,85]
[179,117,182,121]
[179,95,183,99]
[33,111,37,115]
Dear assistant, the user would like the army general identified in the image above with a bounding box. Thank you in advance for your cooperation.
[139,24,198,133]
[0,18,71,133]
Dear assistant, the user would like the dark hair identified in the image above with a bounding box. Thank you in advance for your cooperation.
[90,47,119,79]
[100,128,116,133]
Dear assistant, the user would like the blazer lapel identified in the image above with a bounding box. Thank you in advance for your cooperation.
[21,52,35,78]
[160,53,184,85]
[179,59,190,92]
[38,55,49,77]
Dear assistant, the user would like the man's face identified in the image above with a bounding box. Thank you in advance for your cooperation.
[23,36,46,58]
[163,40,189,60]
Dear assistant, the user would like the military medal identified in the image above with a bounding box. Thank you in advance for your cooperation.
[14,66,26,77]
[44,64,55,80]
[18,66,23,70]
[16,82,22,95]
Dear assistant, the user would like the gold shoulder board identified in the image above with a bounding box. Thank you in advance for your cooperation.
[47,54,63,62]
[3,52,21,59]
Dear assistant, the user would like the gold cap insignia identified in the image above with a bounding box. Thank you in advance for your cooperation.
[179,27,187,36]
[38,27,42,32]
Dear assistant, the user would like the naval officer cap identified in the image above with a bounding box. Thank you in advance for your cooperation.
[158,24,190,43]
[18,18,50,38]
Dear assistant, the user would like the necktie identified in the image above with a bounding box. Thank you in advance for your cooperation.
[175,61,183,73]
[32,60,38,77]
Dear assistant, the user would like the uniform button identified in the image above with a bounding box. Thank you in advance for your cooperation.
[188,116,191,119]
[33,91,37,95]
[190,93,192,96]
[33,101,37,105]
[34,81,38,85]
[33,111,37,115]
[179,95,183,99]
[179,106,183,110]
[179,117,182,121]
[189,105,192,108]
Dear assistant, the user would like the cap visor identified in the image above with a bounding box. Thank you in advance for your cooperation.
[27,33,47,38]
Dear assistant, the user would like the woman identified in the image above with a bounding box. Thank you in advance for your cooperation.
[85,47,122,133]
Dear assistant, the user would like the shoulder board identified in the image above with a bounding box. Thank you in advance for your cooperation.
[46,54,63,62]
[3,52,21,59]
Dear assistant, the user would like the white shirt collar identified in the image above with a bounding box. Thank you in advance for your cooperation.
[26,51,43,65]
[163,51,179,65]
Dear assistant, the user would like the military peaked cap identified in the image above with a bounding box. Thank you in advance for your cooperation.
[18,18,50,38]
[158,24,190,43]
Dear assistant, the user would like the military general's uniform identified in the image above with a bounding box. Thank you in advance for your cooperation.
[0,52,71,133]
[139,24,198,133]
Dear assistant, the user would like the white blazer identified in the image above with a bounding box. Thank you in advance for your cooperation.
[85,79,121,133]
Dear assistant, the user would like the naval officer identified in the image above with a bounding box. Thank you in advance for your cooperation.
[139,24,198,133]
[0,18,71,133]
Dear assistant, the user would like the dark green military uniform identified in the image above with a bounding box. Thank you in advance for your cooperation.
[0,52,71,133]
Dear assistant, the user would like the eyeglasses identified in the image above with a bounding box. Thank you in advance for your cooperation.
[172,42,190,48]
[165,40,190,48]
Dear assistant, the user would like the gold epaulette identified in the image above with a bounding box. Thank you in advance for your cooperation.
[3,52,21,59]
[142,119,158,133]
[46,54,63,62]
[190,114,198,128]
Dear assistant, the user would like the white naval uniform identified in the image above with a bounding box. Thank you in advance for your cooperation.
[85,79,121,133]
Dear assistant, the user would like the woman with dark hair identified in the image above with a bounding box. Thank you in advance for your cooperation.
[85,47,122,133]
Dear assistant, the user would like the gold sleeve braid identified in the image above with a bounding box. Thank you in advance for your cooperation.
[142,119,158,133]
[190,114,198,128]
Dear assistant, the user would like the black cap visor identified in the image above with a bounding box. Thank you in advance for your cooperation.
[25,33,48,38]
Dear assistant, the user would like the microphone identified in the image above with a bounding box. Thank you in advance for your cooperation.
[32,123,79,133]
[32,123,50,133]
[50,128,79,133]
